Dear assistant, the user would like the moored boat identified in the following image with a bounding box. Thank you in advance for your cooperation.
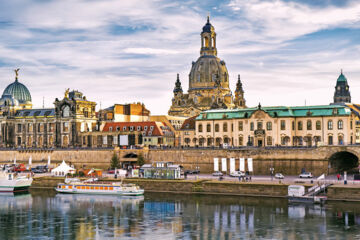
[0,171,33,193]
[55,180,144,196]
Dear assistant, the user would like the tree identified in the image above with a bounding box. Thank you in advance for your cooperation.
[110,153,120,169]
[137,153,145,167]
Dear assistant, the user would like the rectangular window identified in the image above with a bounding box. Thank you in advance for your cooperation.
[257,122,263,130]
[250,122,254,131]
[292,121,295,131]
[280,120,286,130]
[239,136,243,146]
[266,122,272,131]
[351,121,353,130]
[328,121,333,130]
[63,122,69,132]
[238,121,243,131]
[298,121,303,130]
[17,124,22,133]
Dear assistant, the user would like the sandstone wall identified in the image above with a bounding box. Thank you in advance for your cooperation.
[1,146,360,176]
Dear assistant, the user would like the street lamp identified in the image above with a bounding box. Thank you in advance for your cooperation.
[270,167,274,181]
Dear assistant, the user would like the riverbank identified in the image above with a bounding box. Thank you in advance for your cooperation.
[31,177,360,201]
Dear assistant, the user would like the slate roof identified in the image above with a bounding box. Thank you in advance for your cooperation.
[196,105,351,120]
[15,108,55,118]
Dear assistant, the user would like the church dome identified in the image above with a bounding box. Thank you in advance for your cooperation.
[0,93,19,107]
[189,55,229,90]
[3,79,31,103]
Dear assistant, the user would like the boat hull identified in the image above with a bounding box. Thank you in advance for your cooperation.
[55,188,144,196]
[55,183,144,196]
[0,178,33,193]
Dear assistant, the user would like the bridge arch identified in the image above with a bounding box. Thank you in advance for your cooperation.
[328,151,359,174]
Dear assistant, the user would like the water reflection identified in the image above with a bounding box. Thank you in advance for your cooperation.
[0,190,359,239]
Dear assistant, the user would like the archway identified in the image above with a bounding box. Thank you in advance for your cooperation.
[329,151,359,174]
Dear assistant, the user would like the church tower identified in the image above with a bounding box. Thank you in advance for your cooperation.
[168,17,235,117]
[234,74,246,108]
[333,70,351,104]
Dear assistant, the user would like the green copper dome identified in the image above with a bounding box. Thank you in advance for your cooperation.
[3,78,32,103]
[337,71,347,82]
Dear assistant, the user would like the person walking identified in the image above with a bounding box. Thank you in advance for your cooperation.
[337,173,340,181]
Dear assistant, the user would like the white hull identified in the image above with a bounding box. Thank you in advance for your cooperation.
[55,183,144,196]
[0,177,33,193]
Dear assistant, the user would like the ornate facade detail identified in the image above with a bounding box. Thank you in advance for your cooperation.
[168,17,241,117]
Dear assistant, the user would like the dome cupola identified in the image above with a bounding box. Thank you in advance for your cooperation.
[2,69,32,104]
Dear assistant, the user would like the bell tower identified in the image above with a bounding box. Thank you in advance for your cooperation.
[200,16,217,56]
[234,74,246,108]
[333,69,351,104]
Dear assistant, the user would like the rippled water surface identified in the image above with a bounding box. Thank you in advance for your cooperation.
[0,190,360,239]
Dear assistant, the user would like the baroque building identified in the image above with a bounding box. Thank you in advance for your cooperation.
[168,17,246,117]
[333,70,351,104]
[181,104,358,148]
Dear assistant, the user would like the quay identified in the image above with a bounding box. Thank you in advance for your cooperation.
[31,176,360,202]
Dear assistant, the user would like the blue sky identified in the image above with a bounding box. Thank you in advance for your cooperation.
[0,0,359,114]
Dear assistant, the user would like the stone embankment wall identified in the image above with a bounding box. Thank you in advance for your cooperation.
[1,145,359,175]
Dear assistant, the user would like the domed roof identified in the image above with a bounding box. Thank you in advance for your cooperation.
[0,93,19,107]
[189,55,229,90]
[202,16,214,33]
[3,78,31,103]
[337,70,347,83]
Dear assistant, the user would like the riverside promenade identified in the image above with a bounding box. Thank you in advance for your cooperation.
[31,175,360,202]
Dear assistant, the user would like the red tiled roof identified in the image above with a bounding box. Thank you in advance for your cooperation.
[180,115,198,130]
[103,121,165,136]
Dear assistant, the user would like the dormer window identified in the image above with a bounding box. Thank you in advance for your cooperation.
[109,127,112,131]
[144,126,148,131]
[130,126,134,131]
[123,126,127,131]
[137,126,141,131]
[150,126,154,130]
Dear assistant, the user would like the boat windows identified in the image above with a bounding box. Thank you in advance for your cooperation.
[86,186,90,190]
[100,187,104,190]
[104,187,108,190]
[109,187,113,191]
[76,186,80,189]
[91,187,94,190]
[81,186,85,189]
[68,186,72,189]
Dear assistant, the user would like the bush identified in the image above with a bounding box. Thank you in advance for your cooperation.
[137,153,145,167]
[110,153,120,169]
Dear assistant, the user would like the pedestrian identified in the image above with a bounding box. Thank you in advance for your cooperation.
[238,175,241,182]
[337,173,340,181]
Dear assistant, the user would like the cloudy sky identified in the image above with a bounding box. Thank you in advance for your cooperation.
[0,0,359,114]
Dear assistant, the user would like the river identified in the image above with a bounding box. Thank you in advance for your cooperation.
[0,189,359,239]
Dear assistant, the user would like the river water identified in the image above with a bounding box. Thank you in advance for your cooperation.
[0,190,359,239]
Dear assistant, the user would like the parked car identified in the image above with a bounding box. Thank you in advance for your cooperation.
[184,170,200,174]
[31,166,48,173]
[108,169,116,174]
[14,164,27,172]
[299,172,313,178]
[212,171,223,176]
[275,173,284,179]
[230,171,245,177]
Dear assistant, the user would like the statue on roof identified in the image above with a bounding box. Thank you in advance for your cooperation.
[64,88,70,99]
[14,68,20,80]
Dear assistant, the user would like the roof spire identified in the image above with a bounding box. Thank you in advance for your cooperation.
[14,68,19,82]
[341,68,343,74]
[207,12,210,23]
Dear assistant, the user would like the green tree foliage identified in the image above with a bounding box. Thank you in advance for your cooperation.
[110,153,120,169]
[137,153,145,167]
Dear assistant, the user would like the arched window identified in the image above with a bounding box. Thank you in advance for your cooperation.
[204,36,209,47]
[328,120,333,130]
[316,121,321,130]
[307,120,312,130]
[223,123,228,132]
[215,124,219,132]
[238,136,243,146]
[338,135,344,145]
[338,120,343,130]
[298,121,303,130]
[266,122,272,131]
[62,105,70,117]
[198,124,203,132]
[257,122,263,130]
[206,124,211,132]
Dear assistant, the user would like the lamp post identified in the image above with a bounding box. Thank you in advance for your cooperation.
[270,167,274,181]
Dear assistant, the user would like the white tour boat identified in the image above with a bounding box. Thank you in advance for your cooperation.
[55,179,144,196]
[0,171,33,193]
